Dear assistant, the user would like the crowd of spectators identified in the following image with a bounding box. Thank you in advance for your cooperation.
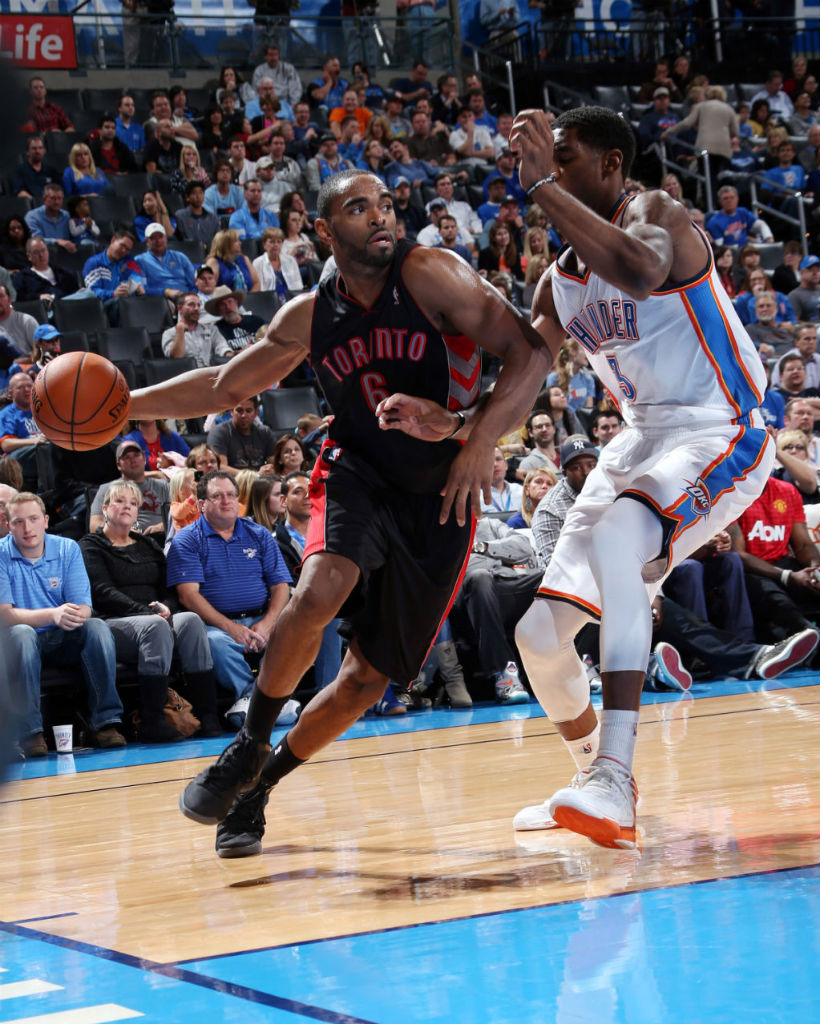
[3,48,820,755]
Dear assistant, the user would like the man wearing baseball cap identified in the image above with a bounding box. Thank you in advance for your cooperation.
[29,323,61,375]
[88,440,170,538]
[305,132,355,192]
[637,86,679,156]
[530,436,600,568]
[788,254,820,322]
[135,222,197,299]
[391,176,427,238]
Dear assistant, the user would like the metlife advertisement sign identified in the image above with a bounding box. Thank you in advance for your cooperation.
[0,0,818,67]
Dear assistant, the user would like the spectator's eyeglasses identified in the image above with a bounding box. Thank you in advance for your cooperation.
[783,444,807,452]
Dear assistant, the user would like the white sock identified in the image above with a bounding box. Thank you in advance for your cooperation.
[596,709,639,773]
[564,722,600,770]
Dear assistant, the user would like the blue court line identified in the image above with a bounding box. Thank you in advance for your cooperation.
[6,671,818,783]
[0,920,380,1024]
[9,912,78,924]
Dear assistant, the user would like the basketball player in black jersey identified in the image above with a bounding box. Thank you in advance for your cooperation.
[128,170,548,856]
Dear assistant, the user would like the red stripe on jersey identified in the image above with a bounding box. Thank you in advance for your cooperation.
[443,332,476,361]
[303,437,335,562]
[443,331,480,410]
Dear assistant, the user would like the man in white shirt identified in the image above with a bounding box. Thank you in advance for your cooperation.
[144,89,197,148]
[161,292,232,368]
[426,172,482,236]
[751,70,795,123]
[228,137,257,186]
[250,45,303,107]
[415,198,477,255]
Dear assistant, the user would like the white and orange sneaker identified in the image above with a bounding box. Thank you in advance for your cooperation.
[512,800,561,831]
[548,761,638,849]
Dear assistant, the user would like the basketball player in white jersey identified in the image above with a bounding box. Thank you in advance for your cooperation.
[378,105,775,850]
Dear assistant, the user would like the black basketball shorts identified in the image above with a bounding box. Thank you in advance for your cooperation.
[304,441,474,684]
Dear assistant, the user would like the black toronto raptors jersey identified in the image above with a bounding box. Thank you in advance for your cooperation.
[309,239,480,493]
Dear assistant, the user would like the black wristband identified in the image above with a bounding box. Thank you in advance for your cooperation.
[445,409,466,439]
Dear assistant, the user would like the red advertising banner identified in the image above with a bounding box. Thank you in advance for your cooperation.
[0,14,77,69]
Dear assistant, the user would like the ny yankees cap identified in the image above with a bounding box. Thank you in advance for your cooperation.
[560,435,599,468]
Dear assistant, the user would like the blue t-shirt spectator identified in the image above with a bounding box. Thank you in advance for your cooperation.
[735,290,797,326]
[228,205,280,240]
[135,248,196,296]
[705,206,758,246]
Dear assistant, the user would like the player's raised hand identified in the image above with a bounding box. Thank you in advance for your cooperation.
[375,393,462,443]
[509,109,556,193]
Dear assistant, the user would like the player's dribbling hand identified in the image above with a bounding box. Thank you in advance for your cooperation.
[509,109,556,193]
[375,393,458,443]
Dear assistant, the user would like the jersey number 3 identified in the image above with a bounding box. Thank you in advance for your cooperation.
[606,355,636,401]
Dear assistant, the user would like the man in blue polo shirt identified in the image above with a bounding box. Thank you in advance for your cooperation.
[135,222,196,299]
[166,470,292,729]
[0,491,125,757]
[228,180,279,240]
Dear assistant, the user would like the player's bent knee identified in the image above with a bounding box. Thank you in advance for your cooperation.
[515,601,559,659]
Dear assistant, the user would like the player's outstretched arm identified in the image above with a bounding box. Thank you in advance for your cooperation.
[405,247,551,524]
[129,295,314,421]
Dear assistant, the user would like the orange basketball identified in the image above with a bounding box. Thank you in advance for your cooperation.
[32,352,131,451]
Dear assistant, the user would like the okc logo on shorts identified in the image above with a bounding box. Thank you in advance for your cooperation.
[684,476,712,516]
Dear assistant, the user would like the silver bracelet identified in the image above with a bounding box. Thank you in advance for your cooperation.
[780,569,792,587]
[445,409,466,440]
[526,175,557,198]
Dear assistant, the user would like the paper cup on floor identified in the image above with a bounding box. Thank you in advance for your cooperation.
[53,724,73,753]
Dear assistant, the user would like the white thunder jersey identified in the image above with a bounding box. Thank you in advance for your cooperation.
[551,195,767,429]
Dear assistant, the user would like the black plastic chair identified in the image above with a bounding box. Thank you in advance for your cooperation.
[143,356,197,386]
[59,330,90,353]
[88,195,137,227]
[52,296,108,336]
[242,290,280,322]
[261,385,321,433]
[167,237,206,264]
[97,327,152,364]
[118,294,174,348]
[13,299,48,325]
[0,196,32,220]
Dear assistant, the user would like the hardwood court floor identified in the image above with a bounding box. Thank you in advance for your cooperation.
[0,679,818,1023]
